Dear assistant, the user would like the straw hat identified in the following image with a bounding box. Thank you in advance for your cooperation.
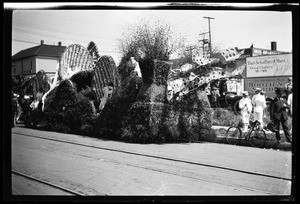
[242,91,249,96]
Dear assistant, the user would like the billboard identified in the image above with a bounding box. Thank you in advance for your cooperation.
[244,76,290,97]
[246,54,292,77]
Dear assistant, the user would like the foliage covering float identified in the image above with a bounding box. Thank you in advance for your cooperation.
[120,100,215,143]
[41,79,96,135]
[119,59,215,144]
[69,70,94,93]
[117,56,143,101]
[119,60,171,143]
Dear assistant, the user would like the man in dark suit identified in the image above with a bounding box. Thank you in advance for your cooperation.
[270,87,292,143]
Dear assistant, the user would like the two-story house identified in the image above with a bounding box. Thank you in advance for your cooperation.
[12,40,66,80]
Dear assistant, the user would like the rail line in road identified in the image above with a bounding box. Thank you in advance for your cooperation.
[12,131,291,182]
[12,170,85,196]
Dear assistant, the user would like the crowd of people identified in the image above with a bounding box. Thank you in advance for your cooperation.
[11,82,115,128]
[238,77,293,143]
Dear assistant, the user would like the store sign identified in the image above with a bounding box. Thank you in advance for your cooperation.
[246,54,292,77]
[244,77,290,97]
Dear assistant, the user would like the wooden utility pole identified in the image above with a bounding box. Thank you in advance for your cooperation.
[199,32,209,57]
[203,16,214,57]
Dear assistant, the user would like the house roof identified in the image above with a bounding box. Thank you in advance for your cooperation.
[12,44,67,61]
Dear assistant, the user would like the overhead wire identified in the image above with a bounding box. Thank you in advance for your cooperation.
[12,26,121,54]
[12,20,122,55]
[173,13,204,28]
[12,38,40,45]
[12,37,121,54]
[13,20,117,42]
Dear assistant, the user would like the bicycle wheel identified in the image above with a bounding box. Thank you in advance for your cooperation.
[249,129,266,148]
[226,126,242,145]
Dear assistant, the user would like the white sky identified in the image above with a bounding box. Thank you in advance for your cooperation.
[9,3,293,65]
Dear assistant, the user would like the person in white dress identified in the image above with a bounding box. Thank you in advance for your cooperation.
[239,91,253,132]
[252,87,266,129]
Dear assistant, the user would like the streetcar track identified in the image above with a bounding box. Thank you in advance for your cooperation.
[12,131,291,181]
[79,152,278,195]
[12,169,85,196]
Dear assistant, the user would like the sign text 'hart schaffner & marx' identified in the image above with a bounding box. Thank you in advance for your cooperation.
[246,54,292,78]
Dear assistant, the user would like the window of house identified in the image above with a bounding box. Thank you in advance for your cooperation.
[21,62,23,73]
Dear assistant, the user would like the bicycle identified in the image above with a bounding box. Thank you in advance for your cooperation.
[226,120,267,148]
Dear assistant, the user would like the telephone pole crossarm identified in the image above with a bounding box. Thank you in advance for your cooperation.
[199,32,209,35]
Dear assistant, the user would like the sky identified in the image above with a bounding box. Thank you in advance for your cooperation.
[8,3,293,65]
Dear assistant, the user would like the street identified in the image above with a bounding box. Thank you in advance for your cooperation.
[11,126,292,196]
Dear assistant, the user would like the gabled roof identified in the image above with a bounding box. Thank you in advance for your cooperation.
[12,44,66,61]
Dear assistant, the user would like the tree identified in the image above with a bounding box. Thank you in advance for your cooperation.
[118,17,184,62]
[87,41,100,62]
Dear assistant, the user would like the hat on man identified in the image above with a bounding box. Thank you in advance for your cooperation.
[275,87,284,94]
[242,91,249,96]
[254,87,261,92]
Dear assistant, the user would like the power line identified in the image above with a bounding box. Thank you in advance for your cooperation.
[13,20,117,42]
[13,25,120,52]
[173,13,203,26]
[13,27,66,42]
[12,38,121,54]
[12,38,40,45]
[13,28,118,48]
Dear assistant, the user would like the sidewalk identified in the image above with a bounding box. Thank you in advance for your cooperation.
[14,124,291,151]
[212,126,292,151]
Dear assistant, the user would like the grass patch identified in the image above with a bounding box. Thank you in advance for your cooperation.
[211,108,240,127]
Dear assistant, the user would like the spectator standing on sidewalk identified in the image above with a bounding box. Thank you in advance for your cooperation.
[11,92,18,127]
[16,91,25,123]
[270,87,292,143]
[210,79,220,108]
[260,90,267,119]
[252,87,266,129]
[239,91,252,132]
[285,77,292,98]
[287,88,292,116]
[219,78,228,107]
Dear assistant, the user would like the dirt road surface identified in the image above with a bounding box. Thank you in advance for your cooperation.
[11,127,292,196]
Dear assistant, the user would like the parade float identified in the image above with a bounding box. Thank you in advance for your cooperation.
[17,40,270,143]
[14,40,218,143]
